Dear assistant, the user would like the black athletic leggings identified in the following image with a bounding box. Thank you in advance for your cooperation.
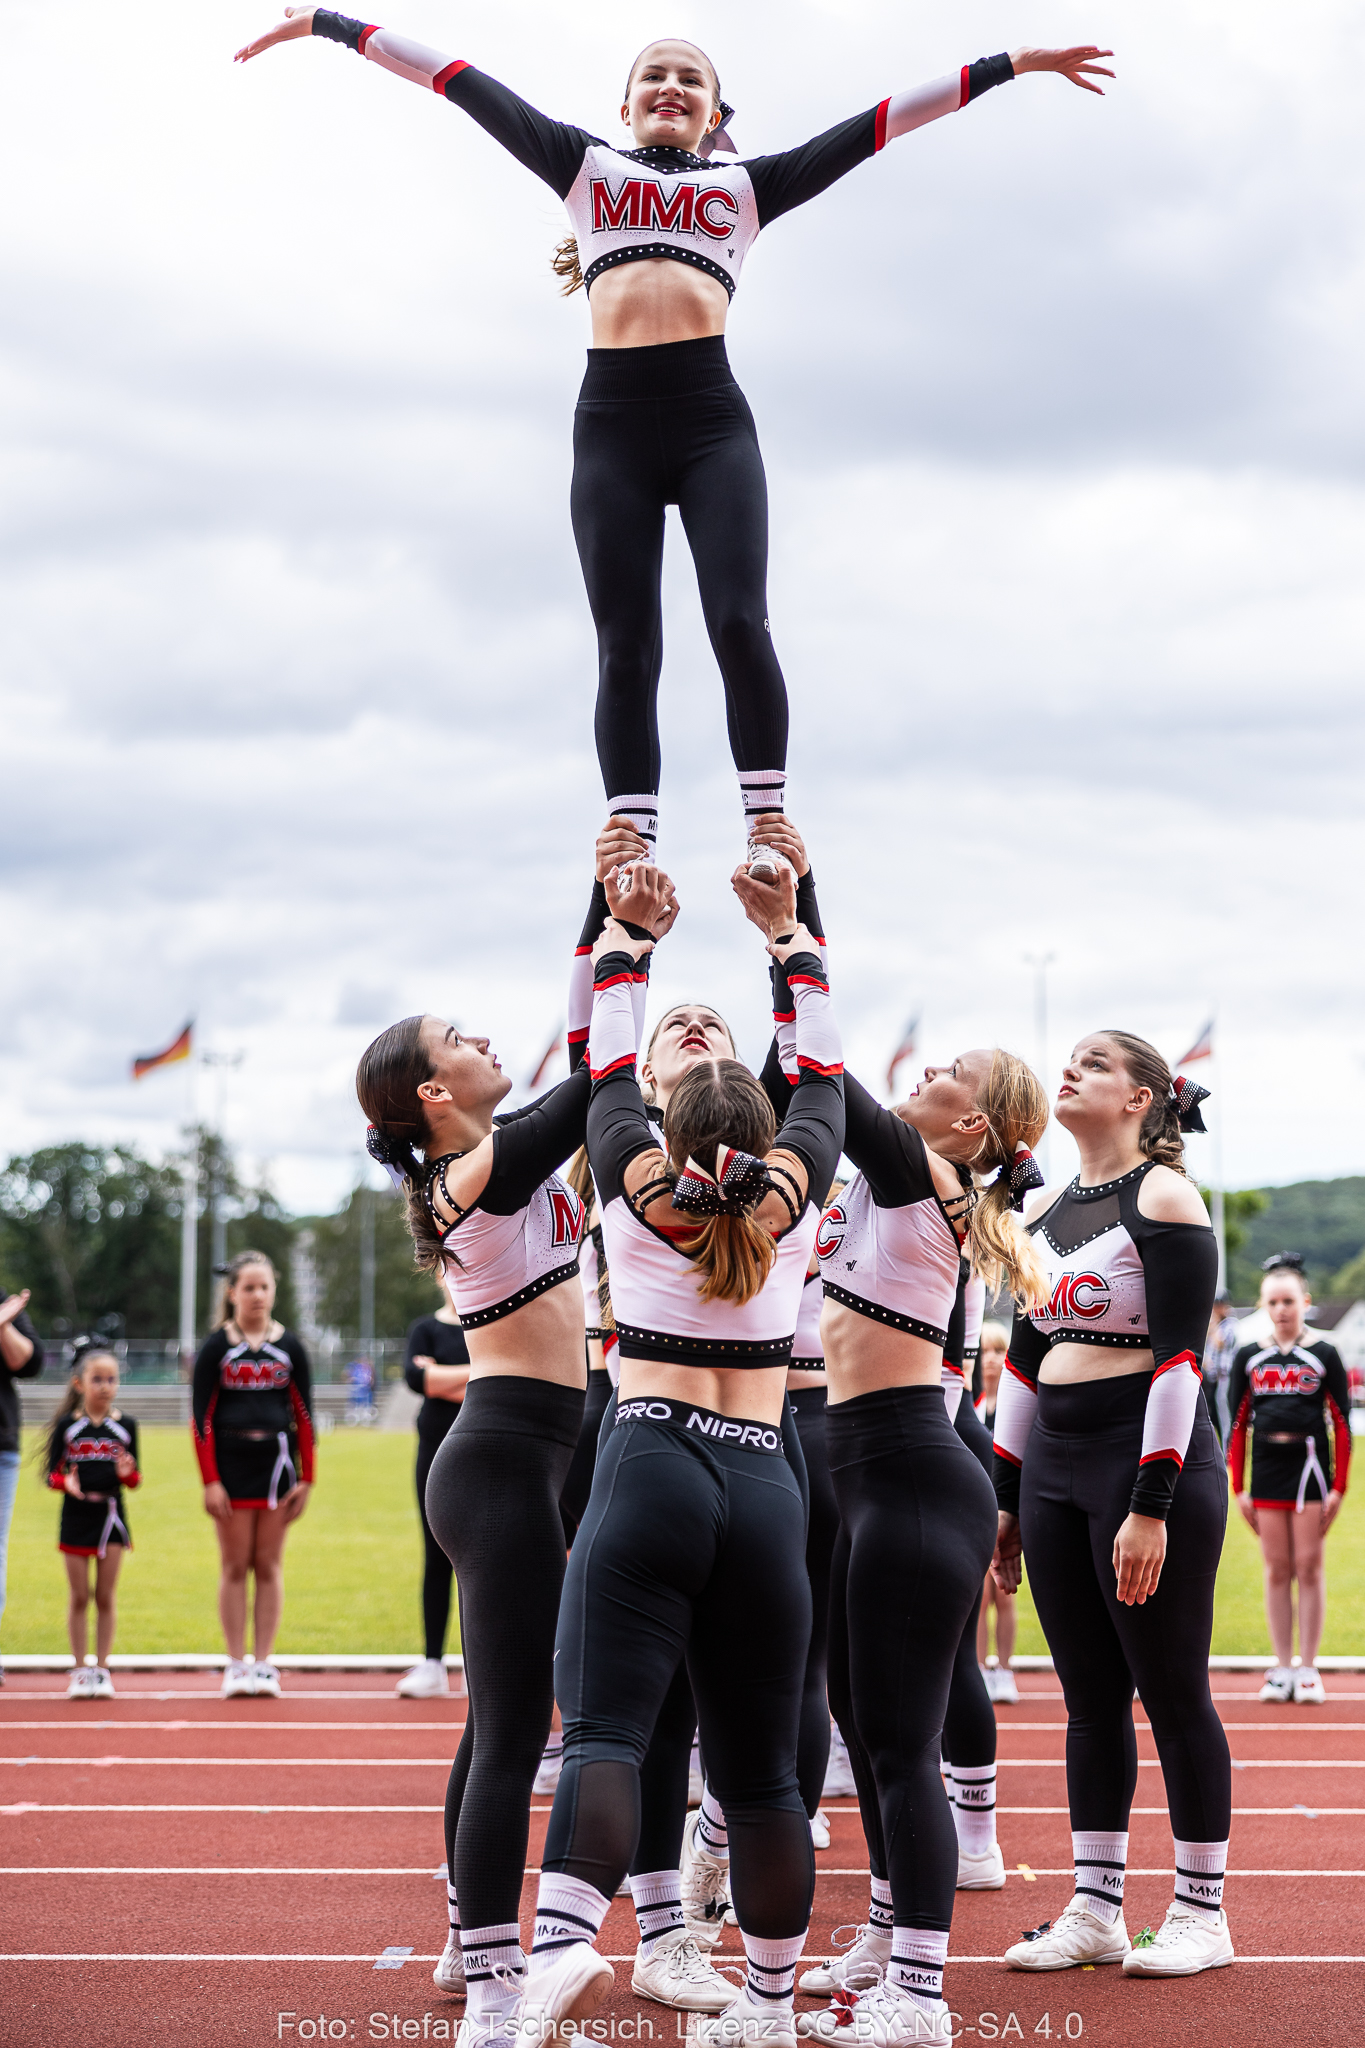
[425,1374,584,1933]
[826,1386,998,1933]
[942,1393,997,1769]
[415,1422,458,1665]
[790,1386,839,1813]
[545,1397,814,1940]
[1020,1374,1231,1842]
[571,336,788,803]
[559,1367,614,1545]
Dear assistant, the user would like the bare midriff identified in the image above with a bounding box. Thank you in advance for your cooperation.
[618,1358,789,1425]
[820,1296,945,1402]
[786,1366,828,1392]
[1040,1340,1154,1386]
[588,258,729,349]
[462,1278,588,1389]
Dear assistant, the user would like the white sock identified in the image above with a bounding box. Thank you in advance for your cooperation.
[738,770,786,838]
[604,793,658,861]
[888,1926,948,2011]
[743,1931,805,2008]
[1173,1837,1228,1921]
[947,1765,997,1858]
[630,1868,685,1954]
[867,1877,894,1943]
[531,1872,610,1971]
[446,1878,460,1935]
[697,1786,729,1859]
[1073,1830,1128,1925]
[462,1923,525,2018]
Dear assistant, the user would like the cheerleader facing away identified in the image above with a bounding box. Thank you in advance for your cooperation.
[45,1341,140,1701]
[235,10,1110,871]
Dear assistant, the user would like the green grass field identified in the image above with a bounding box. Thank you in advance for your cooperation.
[4,1426,1362,1657]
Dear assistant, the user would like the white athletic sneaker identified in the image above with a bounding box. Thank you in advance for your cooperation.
[90,1666,115,1700]
[980,1665,998,1701]
[252,1662,283,1698]
[221,1659,255,1700]
[456,2014,522,2048]
[798,1926,890,1997]
[1004,1900,1130,1971]
[1121,1903,1235,1976]
[66,1667,96,1700]
[956,1843,1006,1891]
[992,1667,1019,1706]
[798,1986,951,2046]
[533,1741,564,1796]
[433,1930,466,1996]
[745,845,787,887]
[632,1930,739,2012]
[681,1808,732,1949]
[398,1658,451,1700]
[517,1944,613,2041]
[692,1990,798,2047]
[810,1810,831,1851]
[1258,1666,1294,1703]
[1293,1666,1327,1704]
[822,1726,857,1799]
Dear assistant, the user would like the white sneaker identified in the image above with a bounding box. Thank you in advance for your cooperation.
[533,1742,564,1796]
[90,1666,115,1700]
[745,846,790,888]
[798,1986,952,2046]
[956,1843,1006,1891]
[1258,1666,1294,1703]
[517,1944,613,2040]
[810,1810,831,1851]
[798,1926,890,1997]
[692,1990,797,2047]
[433,1929,466,1995]
[398,1658,451,1700]
[822,1726,857,1799]
[980,1666,998,1702]
[688,1740,705,1807]
[457,2007,523,2048]
[66,1667,96,1700]
[1293,1666,1327,1704]
[992,1667,1019,1706]
[632,1930,739,2012]
[680,1808,732,1949]
[252,1662,283,1698]
[1004,1900,1130,1971]
[1121,1903,1234,1976]
[221,1659,255,1700]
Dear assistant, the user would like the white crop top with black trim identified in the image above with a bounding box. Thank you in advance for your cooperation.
[443,1171,587,1329]
[1028,1174,1151,1350]
[791,1268,825,1366]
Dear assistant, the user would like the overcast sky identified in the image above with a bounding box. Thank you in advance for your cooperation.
[2,0,1363,1217]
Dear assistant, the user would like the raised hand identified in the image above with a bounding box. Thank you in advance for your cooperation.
[0,1288,31,1328]
[731,861,798,940]
[596,817,649,882]
[607,862,679,940]
[1009,45,1115,94]
[234,6,317,63]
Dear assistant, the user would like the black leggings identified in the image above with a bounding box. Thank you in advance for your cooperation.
[942,1393,997,1768]
[559,1368,614,1544]
[425,1375,584,1932]
[546,1397,814,1940]
[415,1421,458,1664]
[571,337,788,803]
[1020,1374,1231,1841]
[790,1386,839,1813]
[826,1386,997,1933]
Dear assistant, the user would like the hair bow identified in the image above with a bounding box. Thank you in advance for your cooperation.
[1171,1074,1210,1134]
[699,98,738,158]
[366,1124,413,1195]
[673,1144,771,1216]
[1261,1249,1306,1275]
[999,1146,1046,1212]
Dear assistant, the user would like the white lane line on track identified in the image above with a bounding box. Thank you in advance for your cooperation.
[13,1756,1365,1770]
[0,1721,466,1733]
[6,1803,1359,1818]
[3,1952,1364,1966]
[7,1866,1365,1880]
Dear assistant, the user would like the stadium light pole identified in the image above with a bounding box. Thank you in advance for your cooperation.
[359,1177,376,1366]
[179,1061,198,1369]
[1023,952,1056,1185]
[201,1050,245,1274]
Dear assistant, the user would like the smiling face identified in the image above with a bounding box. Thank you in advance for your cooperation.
[623,41,721,153]
[895,1049,993,1160]
[641,1003,736,1111]
[417,1016,513,1122]
[1261,1269,1309,1348]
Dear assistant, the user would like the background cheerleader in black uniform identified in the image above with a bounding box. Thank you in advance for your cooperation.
[396,1298,471,1701]
[45,1341,140,1702]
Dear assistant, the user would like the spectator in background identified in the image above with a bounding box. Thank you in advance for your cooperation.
[1203,1290,1240,1446]
[346,1356,376,1423]
[973,1321,1018,1703]
[0,1284,44,1686]
[395,1297,471,1701]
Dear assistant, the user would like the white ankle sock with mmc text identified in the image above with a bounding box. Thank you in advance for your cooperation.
[630,1868,685,1955]
[1173,1838,1228,1921]
[888,1927,949,2011]
[531,1872,609,1971]
[1072,1831,1128,1925]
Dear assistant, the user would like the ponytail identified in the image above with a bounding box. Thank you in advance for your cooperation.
[356,1016,447,1276]
[564,1144,595,1207]
[552,236,585,295]
[663,1059,780,1307]
[674,1211,777,1308]
[966,1050,1051,1309]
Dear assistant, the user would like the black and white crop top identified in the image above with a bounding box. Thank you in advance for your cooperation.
[586,942,845,1369]
[791,1267,826,1368]
[992,1162,1219,1522]
[311,13,1015,301]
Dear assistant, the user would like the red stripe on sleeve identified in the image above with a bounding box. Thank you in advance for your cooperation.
[959,63,970,108]
[357,25,381,53]
[1227,1391,1251,1496]
[432,58,470,93]
[1139,1447,1184,1469]
[589,1054,638,1081]
[1151,1348,1200,1381]
[995,1444,1022,1469]
[290,1381,316,1487]
[874,98,889,152]
[1328,1394,1351,1496]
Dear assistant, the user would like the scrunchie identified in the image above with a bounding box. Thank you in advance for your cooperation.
[366,1123,417,1195]
[997,1146,1046,1212]
[1171,1074,1211,1135]
[673,1143,771,1217]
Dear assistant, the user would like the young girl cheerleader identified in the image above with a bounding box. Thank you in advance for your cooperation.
[992,1036,1231,1979]
[235,10,1110,870]
[192,1252,314,1701]
[1228,1254,1350,1705]
[45,1342,140,1701]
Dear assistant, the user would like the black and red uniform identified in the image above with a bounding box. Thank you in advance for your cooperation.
[47,1413,141,1557]
[1227,1338,1351,1511]
[192,1329,315,1508]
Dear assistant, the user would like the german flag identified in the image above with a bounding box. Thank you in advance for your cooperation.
[132,1021,193,1081]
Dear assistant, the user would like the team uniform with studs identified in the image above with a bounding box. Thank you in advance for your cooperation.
[192,1328,315,1509]
[47,1413,141,1557]
[309,11,1016,834]
[1226,1338,1351,1511]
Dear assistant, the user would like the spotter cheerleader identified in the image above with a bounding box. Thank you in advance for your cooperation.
[46,1341,139,1701]
[236,9,1110,870]
[193,1251,314,1702]
[1228,1253,1350,1706]
[520,862,844,2048]
[992,1036,1232,1979]
[395,1298,471,1701]
[358,847,674,2036]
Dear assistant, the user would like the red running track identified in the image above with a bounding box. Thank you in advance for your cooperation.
[3,1672,1363,2045]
